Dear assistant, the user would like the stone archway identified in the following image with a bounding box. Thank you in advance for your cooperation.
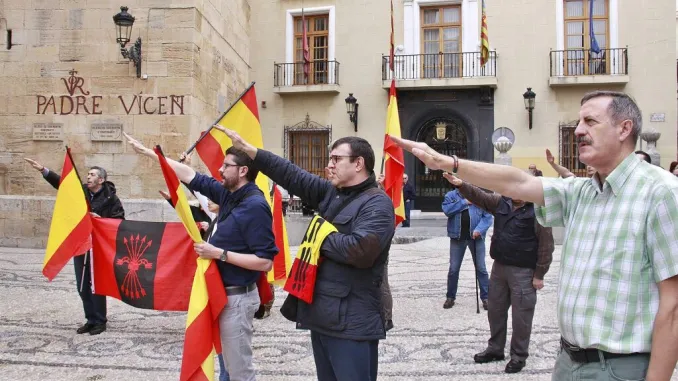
[414,117,468,212]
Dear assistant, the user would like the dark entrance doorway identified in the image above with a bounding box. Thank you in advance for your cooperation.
[414,117,468,211]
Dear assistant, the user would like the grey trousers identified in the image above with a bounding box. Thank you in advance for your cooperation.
[486,262,537,361]
[552,350,650,381]
[219,285,260,381]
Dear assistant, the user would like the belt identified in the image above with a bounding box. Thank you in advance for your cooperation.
[560,338,647,363]
[225,283,257,296]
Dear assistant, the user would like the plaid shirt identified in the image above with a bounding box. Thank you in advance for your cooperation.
[536,153,678,353]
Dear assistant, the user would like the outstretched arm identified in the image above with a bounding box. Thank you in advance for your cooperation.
[546,149,575,178]
[123,132,197,184]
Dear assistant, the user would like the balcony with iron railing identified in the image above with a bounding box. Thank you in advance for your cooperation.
[273,60,340,94]
[549,47,629,86]
[381,51,497,90]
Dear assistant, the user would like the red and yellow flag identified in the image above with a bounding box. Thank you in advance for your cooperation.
[195,84,292,286]
[43,148,92,281]
[383,80,406,226]
[268,185,291,285]
[389,0,395,72]
[155,146,227,381]
[480,0,490,67]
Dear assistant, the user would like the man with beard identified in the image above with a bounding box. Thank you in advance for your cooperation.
[443,173,554,373]
[216,126,395,381]
[25,158,124,335]
[123,133,277,381]
[391,91,678,381]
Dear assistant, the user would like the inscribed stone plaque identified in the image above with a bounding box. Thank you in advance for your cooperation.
[32,123,64,141]
[650,113,665,122]
[91,123,123,141]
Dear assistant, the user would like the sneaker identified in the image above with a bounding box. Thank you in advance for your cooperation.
[89,323,106,335]
[443,298,455,309]
[76,323,94,334]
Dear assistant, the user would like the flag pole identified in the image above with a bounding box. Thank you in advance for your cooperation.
[182,81,256,159]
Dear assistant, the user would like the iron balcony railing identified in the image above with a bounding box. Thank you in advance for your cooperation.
[381,51,497,80]
[550,48,628,76]
[274,60,340,87]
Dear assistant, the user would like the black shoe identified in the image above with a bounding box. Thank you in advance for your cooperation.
[76,323,95,334]
[89,323,106,335]
[474,349,505,364]
[385,319,394,332]
[482,299,488,311]
[505,359,526,373]
[443,298,455,309]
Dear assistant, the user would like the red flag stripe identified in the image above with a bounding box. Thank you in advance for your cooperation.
[180,307,216,381]
[240,87,260,122]
[195,131,226,180]
[42,216,92,280]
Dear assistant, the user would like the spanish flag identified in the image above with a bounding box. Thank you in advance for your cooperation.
[195,83,292,288]
[383,80,406,226]
[43,148,92,281]
[155,146,227,381]
[268,185,291,286]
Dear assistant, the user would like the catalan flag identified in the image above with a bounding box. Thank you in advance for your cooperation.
[389,0,395,72]
[195,83,292,287]
[480,0,490,67]
[383,80,406,226]
[302,7,311,79]
[155,146,227,381]
[43,148,92,281]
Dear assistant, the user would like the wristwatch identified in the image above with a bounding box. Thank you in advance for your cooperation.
[219,250,228,262]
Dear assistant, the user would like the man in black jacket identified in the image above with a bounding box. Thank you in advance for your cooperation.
[218,126,395,381]
[25,158,125,335]
[402,174,415,227]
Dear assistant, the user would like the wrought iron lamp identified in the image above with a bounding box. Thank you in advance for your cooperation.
[523,87,536,130]
[344,93,359,132]
[113,6,142,78]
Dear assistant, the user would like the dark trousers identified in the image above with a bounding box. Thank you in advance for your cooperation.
[73,253,107,325]
[486,262,536,361]
[381,262,392,322]
[402,200,412,227]
[311,331,379,381]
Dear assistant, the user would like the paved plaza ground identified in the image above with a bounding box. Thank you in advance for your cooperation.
[1,234,676,380]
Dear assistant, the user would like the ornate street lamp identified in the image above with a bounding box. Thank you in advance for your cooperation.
[113,6,142,78]
[344,93,359,132]
[523,87,536,130]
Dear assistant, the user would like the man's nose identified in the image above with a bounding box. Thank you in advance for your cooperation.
[574,122,587,136]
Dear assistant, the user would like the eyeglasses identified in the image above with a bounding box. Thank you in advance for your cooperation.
[221,162,241,169]
[329,155,357,164]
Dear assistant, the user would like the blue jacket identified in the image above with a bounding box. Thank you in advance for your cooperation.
[442,189,493,240]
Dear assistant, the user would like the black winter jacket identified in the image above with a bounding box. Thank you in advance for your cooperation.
[253,150,395,341]
[44,170,125,219]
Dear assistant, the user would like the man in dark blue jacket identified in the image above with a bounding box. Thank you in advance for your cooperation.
[442,188,493,310]
[219,126,395,381]
[25,158,124,335]
[124,133,277,381]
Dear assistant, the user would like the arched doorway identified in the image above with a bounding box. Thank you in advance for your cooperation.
[414,117,468,211]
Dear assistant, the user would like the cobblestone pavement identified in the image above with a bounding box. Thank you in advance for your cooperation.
[1,238,676,381]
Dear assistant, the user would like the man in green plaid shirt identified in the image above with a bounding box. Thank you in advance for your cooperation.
[392,91,678,381]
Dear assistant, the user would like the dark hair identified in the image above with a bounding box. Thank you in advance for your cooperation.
[89,166,107,181]
[580,91,642,144]
[225,147,258,182]
[634,150,651,164]
[669,161,678,173]
[331,136,375,173]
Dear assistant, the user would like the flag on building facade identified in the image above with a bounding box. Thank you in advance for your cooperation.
[389,0,395,72]
[383,80,406,226]
[43,148,92,281]
[589,0,601,54]
[91,218,197,311]
[155,145,227,381]
[194,84,292,288]
[302,8,311,79]
[480,0,490,67]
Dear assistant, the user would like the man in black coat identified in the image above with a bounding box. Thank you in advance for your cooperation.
[402,173,415,227]
[25,158,125,335]
[218,126,395,381]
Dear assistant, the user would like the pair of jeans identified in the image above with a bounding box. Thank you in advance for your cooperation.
[311,331,379,381]
[551,349,650,381]
[219,285,260,381]
[217,353,229,381]
[446,238,489,301]
[73,253,107,325]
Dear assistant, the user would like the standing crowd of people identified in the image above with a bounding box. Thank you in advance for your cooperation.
[25,89,678,380]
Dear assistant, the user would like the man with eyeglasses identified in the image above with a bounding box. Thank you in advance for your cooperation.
[124,132,277,381]
[215,126,395,381]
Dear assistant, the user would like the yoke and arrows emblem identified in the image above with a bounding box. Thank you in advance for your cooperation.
[116,233,154,299]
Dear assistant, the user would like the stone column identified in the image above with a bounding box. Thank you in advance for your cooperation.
[640,127,661,166]
[493,136,513,166]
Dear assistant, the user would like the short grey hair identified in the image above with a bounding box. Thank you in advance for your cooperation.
[580,91,642,144]
[89,166,107,181]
